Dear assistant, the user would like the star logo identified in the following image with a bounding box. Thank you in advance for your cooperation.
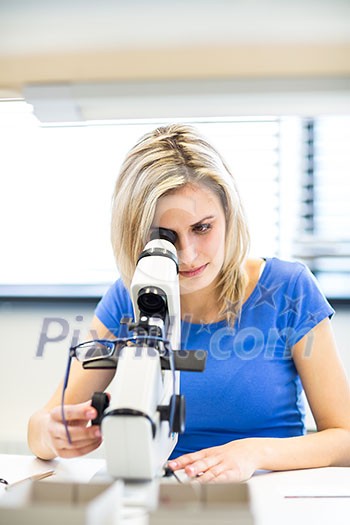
[253,283,281,310]
[305,310,322,325]
[196,322,212,335]
[280,293,304,316]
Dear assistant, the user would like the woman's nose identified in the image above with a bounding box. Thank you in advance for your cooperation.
[177,237,198,266]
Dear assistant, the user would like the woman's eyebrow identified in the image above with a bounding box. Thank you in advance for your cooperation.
[190,215,215,227]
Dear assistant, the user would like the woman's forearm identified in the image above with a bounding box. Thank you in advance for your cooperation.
[256,428,350,472]
[168,428,350,483]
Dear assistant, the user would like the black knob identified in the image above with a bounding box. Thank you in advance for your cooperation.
[91,392,110,425]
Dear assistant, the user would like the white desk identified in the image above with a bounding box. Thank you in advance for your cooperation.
[0,453,105,486]
[248,467,350,525]
[1,454,350,524]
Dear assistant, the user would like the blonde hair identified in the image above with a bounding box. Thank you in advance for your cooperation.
[111,124,250,323]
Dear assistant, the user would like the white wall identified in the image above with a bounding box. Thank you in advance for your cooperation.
[0,300,349,453]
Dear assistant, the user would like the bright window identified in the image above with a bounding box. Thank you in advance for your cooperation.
[1,100,348,300]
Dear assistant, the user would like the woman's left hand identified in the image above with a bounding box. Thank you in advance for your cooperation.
[167,438,259,483]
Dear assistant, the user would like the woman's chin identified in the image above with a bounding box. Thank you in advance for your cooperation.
[179,273,216,296]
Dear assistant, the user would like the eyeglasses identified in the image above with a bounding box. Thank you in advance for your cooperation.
[61,336,172,444]
[71,339,117,362]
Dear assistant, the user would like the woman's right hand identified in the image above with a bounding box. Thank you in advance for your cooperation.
[47,400,103,458]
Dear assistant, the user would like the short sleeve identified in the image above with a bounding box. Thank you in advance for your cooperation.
[94,279,134,337]
[284,263,334,347]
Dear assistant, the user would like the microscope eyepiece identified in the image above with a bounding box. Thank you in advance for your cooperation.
[150,227,177,246]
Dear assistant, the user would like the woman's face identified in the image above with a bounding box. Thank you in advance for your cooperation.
[152,183,226,296]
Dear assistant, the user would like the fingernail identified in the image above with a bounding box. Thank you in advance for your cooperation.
[94,428,101,438]
[86,410,95,418]
[168,461,177,469]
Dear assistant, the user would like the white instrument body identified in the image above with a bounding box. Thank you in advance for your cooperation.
[102,238,181,480]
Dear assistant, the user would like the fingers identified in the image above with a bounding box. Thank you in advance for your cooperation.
[194,465,242,484]
[168,447,221,472]
[50,401,97,424]
[49,418,101,442]
[48,422,102,458]
[48,401,101,458]
[168,449,209,471]
[53,436,103,459]
[168,445,246,483]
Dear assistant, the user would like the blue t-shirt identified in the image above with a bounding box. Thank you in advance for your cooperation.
[95,257,334,458]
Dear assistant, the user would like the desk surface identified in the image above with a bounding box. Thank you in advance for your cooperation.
[248,466,350,525]
[0,453,105,486]
[1,454,350,524]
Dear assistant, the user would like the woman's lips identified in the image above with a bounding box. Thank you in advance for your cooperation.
[179,264,208,278]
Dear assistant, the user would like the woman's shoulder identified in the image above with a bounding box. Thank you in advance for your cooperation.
[257,257,327,302]
[95,278,133,320]
[263,257,307,278]
[244,257,306,293]
[244,257,314,306]
[98,277,130,303]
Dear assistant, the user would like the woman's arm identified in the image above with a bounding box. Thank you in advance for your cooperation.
[168,317,350,482]
[27,316,116,460]
[253,317,350,471]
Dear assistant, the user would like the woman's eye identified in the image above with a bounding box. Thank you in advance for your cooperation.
[193,223,212,234]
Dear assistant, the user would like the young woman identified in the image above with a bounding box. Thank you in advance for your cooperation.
[28,124,350,483]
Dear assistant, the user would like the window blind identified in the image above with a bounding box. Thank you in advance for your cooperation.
[293,116,350,299]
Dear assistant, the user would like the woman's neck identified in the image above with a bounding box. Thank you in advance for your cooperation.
[179,258,266,325]
[180,285,222,324]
